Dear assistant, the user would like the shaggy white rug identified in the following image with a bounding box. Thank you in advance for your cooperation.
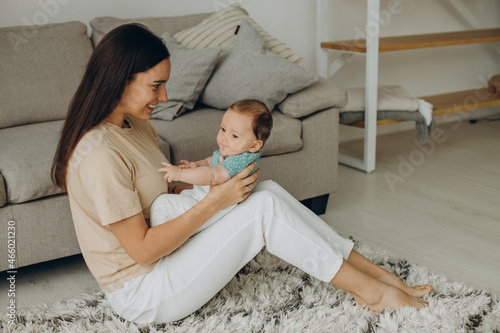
[2,237,499,333]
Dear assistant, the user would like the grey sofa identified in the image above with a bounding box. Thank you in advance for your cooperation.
[0,9,347,272]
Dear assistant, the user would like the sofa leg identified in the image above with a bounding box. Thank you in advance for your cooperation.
[300,193,330,215]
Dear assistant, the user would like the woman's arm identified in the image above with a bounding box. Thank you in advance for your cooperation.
[109,163,259,265]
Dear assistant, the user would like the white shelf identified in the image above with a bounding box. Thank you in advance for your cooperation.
[317,0,500,173]
[317,0,379,173]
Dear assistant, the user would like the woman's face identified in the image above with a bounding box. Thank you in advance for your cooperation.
[108,58,171,127]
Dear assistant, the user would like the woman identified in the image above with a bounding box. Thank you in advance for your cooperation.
[51,23,431,324]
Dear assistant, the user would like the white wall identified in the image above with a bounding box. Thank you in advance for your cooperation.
[1,0,499,131]
[328,0,500,93]
[0,0,317,73]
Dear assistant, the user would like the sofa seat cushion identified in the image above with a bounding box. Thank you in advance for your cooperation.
[0,121,66,205]
[0,21,93,129]
[150,107,302,165]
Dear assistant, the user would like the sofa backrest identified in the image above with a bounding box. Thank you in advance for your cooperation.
[0,21,93,129]
[89,12,211,46]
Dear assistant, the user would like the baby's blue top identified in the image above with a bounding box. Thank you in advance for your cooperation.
[209,150,261,178]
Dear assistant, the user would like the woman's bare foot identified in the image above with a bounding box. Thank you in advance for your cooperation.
[352,282,428,313]
[346,250,432,299]
[331,259,429,313]
[377,274,432,298]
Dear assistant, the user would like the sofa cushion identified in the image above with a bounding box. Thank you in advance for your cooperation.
[90,13,211,46]
[0,21,93,129]
[151,33,222,121]
[150,107,302,165]
[0,121,171,206]
[173,4,302,64]
[277,77,348,118]
[200,19,317,112]
[0,121,65,204]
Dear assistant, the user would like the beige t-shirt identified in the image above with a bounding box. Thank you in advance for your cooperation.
[66,116,168,292]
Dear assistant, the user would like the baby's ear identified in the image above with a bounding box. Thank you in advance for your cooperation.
[250,140,263,152]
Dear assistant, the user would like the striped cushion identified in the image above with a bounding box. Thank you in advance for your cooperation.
[173,4,302,64]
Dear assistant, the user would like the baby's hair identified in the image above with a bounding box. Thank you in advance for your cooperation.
[229,99,273,145]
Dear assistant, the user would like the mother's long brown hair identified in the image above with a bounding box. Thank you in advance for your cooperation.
[51,23,169,190]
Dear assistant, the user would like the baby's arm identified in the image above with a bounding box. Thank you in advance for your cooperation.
[179,156,212,169]
[159,162,229,185]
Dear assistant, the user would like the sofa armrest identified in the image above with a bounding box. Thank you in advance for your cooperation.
[258,106,339,201]
[277,76,347,119]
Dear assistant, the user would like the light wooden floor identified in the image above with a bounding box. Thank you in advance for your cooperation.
[328,118,500,296]
[1,119,499,311]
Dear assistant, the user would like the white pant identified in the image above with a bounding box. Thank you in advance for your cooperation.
[106,180,354,324]
[149,185,236,234]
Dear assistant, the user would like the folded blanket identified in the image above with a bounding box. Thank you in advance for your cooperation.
[340,85,433,126]
[488,74,500,97]
[339,110,436,147]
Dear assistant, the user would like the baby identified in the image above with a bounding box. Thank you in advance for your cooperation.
[150,99,273,230]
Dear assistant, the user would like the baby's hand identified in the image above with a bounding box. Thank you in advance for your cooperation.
[179,160,198,169]
[158,162,182,182]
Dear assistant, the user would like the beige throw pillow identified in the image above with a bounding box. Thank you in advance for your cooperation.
[173,4,302,64]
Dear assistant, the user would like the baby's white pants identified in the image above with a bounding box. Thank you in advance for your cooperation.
[149,185,235,234]
[105,180,354,324]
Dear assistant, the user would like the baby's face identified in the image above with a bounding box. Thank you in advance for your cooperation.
[217,109,259,157]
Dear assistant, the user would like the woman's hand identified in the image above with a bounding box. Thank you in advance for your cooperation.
[110,163,259,264]
[205,162,260,211]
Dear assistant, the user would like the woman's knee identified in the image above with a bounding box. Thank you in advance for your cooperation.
[241,181,289,217]
[248,184,276,204]
[255,180,293,203]
[256,180,281,191]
